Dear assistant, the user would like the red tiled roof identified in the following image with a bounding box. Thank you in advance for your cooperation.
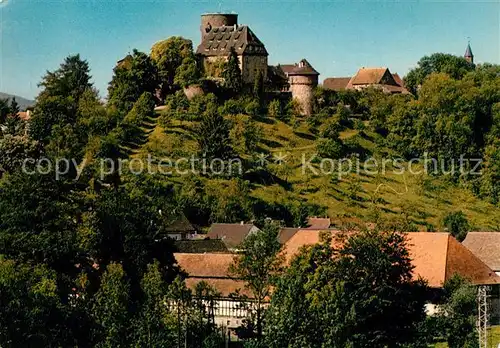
[349,67,391,85]
[18,111,31,121]
[277,228,300,244]
[279,64,296,75]
[283,230,500,287]
[177,231,500,297]
[307,217,330,229]
[174,252,250,296]
[392,73,404,87]
[175,253,235,278]
[323,77,351,91]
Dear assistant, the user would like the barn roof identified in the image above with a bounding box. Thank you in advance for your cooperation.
[282,230,500,287]
[207,223,258,249]
[322,77,351,91]
[196,25,268,57]
[174,252,249,296]
[463,232,500,271]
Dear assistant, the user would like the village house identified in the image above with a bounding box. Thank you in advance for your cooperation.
[206,222,260,251]
[174,230,500,329]
[323,67,409,94]
[163,214,198,240]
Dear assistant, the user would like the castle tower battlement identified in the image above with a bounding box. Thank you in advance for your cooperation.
[201,13,238,41]
[285,59,319,116]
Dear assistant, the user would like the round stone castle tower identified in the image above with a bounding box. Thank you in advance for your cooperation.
[288,59,319,116]
[201,13,238,40]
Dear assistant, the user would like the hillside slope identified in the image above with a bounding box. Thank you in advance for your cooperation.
[126,110,500,231]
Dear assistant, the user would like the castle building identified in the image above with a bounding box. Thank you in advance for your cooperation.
[464,42,474,64]
[196,13,268,84]
[323,67,409,94]
[278,59,320,116]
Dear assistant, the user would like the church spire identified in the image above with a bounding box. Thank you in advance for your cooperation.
[464,41,474,64]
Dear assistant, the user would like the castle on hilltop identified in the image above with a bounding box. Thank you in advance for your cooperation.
[196,13,319,116]
[195,13,475,115]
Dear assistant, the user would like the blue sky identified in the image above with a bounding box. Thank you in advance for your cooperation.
[1,0,499,100]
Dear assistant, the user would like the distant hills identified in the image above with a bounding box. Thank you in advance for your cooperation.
[0,92,35,110]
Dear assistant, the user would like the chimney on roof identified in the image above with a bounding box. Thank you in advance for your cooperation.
[240,221,244,225]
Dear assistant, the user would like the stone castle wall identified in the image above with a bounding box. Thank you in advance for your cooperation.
[289,75,318,116]
[242,55,268,84]
[204,55,267,85]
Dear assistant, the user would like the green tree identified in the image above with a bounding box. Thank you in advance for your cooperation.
[222,47,242,94]
[230,221,283,339]
[77,88,117,137]
[265,229,428,347]
[0,258,69,347]
[0,98,9,124]
[267,99,282,119]
[442,211,470,242]
[108,50,158,115]
[439,275,479,348]
[30,55,93,144]
[404,53,475,95]
[38,54,92,103]
[230,118,262,155]
[9,97,20,117]
[195,106,233,160]
[480,141,500,204]
[253,71,264,102]
[122,92,155,141]
[151,36,194,98]
[0,172,78,279]
[91,263,130,347]
[0,135,40,174]
[174,56,202,88]
[131,261,175,347]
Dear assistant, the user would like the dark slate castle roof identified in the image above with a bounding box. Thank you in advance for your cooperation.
[196,25,268,57]
[465,43,473,58]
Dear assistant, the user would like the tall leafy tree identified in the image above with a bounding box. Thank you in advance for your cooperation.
[222,47,242,94]
[439,275,479,348]
[195,103,233,161]
[91,263,130,347]
[442,211,470,242]
[151,37,194,98]
[9,98,20,117]
[404,53,475,95]
[265,229,428,347]
[30,55,93,146]
[0,98,10,124]
[174,56,202,88]
[0,172,79,279]
[131,261,175,347]
[38,54,92,103]
[0,258,74,347]
[230,221,283,339]
[108,50,158,115]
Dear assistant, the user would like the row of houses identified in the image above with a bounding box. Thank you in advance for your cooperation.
[168,217,500,328]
